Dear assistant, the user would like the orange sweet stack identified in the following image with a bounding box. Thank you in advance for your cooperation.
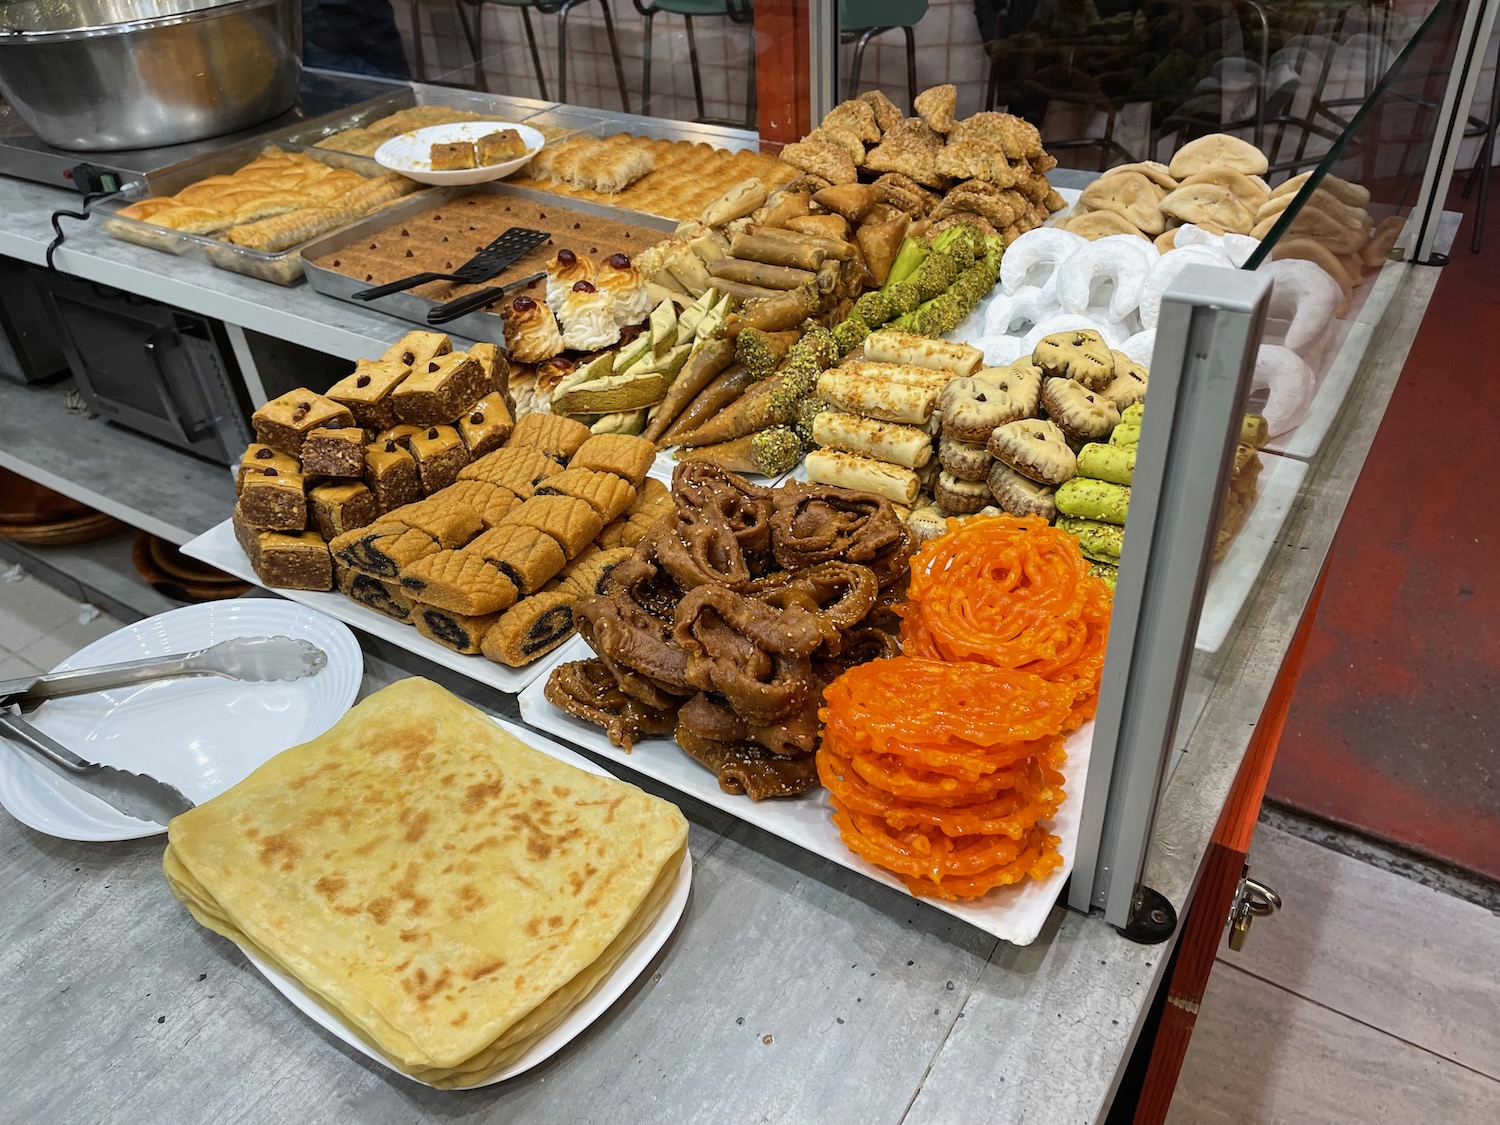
[817,514,1111,901]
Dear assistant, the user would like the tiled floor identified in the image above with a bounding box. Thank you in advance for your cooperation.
[1167,823,1500,1123]
[0,568,122,678]
[2,569,1497,1121]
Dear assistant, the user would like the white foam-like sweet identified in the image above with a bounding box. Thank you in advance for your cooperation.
[1138,246,1233,331]
[999,227,1087,295]
[974,333,1031,367]
[1054,235,1157,320]
[1222,233,1260,268]
[1252,344,1316,436]
[982,287,1059,338]
[1257,257,1342,356]
[1120,329,1156,368]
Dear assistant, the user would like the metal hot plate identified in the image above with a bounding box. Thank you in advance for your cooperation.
[0,68,407,193]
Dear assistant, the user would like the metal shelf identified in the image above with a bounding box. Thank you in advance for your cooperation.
[0,531,180,622]
[0,378,234,545]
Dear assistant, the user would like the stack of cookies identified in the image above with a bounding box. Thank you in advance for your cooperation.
[232,330,513,591]
[329,423,667,666]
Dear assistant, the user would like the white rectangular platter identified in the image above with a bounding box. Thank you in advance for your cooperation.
[182,519,552,694]
[519,638,1093,947]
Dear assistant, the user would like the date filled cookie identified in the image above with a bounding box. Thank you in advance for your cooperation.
[939,376,1023,442]
[1033,329,1114,391]
[1041,378,1121,442]
[986,418,1077,485]
[987,461,1057,521]
[1103,351,1149,409]
[934,470,993,515]
[937,435,993,482]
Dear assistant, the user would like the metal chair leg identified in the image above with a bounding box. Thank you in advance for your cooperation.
[902,25,916,115]
[597,0,632,113]
[1471,71,1500,252]
[745,24,758,129]
[411,0,427,81]
[685,15,707,122]
[454,0,487,92]
[640,9,655,117]
[847,29,880,101]
[557,0,576,103]
[521,5,549,102]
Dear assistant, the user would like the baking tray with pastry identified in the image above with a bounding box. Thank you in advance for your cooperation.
[300,182,676,343]
[98,139,423,285]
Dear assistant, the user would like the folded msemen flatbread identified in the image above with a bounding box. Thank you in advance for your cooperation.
[162,677,687,1087]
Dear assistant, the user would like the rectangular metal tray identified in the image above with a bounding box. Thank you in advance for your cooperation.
[97,139,398,286]
[299,182,677,344]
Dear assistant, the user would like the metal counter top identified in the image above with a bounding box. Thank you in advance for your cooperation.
[0,102,1456,1119]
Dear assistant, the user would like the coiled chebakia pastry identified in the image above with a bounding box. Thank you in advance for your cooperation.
[545,462,910,798]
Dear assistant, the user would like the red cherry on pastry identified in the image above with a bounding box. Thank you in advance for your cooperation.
[572,280,597,293]
[606,253,631,269]
[512,295,538,311]
[556,249,577,266]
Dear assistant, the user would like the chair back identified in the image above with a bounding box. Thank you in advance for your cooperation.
[841,0,928,32]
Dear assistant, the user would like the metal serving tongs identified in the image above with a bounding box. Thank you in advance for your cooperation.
[0,636,327,825]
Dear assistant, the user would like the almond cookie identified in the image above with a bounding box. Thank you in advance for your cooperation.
[986,418,1077,485]
[1033,329,1114,391]
[987,461,1057,521]
[1103,352,1149,409]
[939,377,1019,443]
[934,470,992,515]
[937,435,993,482]
[1041,378,1121,442]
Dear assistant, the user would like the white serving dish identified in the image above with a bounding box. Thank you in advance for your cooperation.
[0,601,361,841]
[181,519,555,695]
[519,641,1093,947]
[242,717,691,1089]
[375,122,545,185]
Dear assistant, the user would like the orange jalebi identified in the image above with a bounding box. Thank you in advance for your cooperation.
[899,514,1112,724]
[817,515,1111,902]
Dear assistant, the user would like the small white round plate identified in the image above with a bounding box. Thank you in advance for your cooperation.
[374,122,545,185]
[0,601,362,842]
[241,718,691,1089]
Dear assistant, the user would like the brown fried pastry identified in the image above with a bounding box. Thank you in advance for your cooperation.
[509,411,592,463]
[466,524,567,595]
[779,140,858,186]
[393,352,489,426]
[913,84,957,134]
[252,390,355,457]
[481,591,577,667]
[457,393,514,458]
[414,603,500,655]
[363,439,422,513]
[339,570,414,622]
[536,467,636,522]
[408,425,469,494]
[863,119,945,189]
[858,90,904,133]
[300,427,365,478]
[458,445,565,497]
[327,359,411,432]
[435,479,520,528]
[501,496,603,558]
[398,548,519,616]
[381,330,451,370]
[933,140,1017,187]
[309,481,379,540]
[568,433,655,486]
[224,205,352,252]
[949,112,1044,160]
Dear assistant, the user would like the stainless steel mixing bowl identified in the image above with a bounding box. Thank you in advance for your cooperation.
[0,0,302,151]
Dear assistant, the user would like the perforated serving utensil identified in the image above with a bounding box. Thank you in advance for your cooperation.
[350,226,550,301]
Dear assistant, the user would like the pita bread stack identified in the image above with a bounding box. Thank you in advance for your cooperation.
[163,678,688,1088]
[1056,133,1395,290]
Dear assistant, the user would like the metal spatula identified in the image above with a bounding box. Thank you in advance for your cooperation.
[349,226,551,301]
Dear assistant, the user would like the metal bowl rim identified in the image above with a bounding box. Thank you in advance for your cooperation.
[0,0,289,42]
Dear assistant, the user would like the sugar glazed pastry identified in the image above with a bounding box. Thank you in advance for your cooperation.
[477,129,529,165]
[430,141,477,171]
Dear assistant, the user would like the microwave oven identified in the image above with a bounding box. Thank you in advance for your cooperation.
[30,271,253,465]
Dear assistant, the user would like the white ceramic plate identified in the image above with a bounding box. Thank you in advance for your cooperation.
[375,122,545,185]
[182,519,554,695]
[0,601,361,842]
[520,641,1092,947]
[241,718,691,1089]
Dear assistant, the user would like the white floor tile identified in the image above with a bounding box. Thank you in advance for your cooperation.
[16,608,123,671]
[1227,824,1500,1080]
[0,574,82,653]
[1168,964,1500,1125]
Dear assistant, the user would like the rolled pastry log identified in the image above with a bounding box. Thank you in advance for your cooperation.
[804,449,920,505]
[812,410,934,468]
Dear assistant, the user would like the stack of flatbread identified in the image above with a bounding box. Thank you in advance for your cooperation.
[163,677,687,1088]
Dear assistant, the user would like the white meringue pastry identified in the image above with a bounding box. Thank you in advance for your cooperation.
[1054,234,1158,321]
[1252,344,1316,437]
[999,227,1087,295]
[1257,257,1342,356]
